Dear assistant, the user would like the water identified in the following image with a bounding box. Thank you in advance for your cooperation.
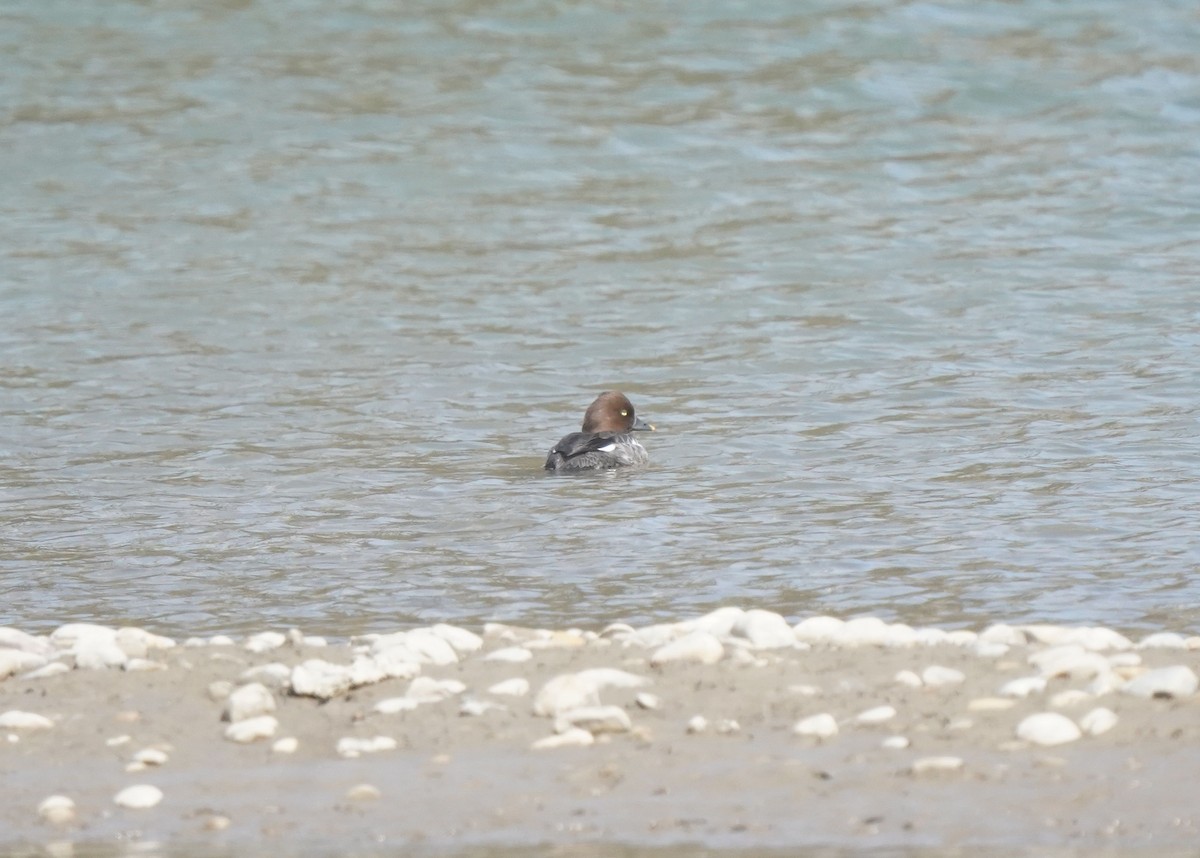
[3,0,1200,638]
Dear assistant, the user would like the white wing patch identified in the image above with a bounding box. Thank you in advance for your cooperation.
[596,443,617,452]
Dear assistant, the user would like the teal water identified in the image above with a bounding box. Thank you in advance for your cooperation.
[2,0,1199,636]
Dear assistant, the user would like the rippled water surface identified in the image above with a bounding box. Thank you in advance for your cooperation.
[3,0,1199,637]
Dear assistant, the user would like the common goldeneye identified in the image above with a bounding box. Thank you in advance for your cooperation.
[544,391,655,472]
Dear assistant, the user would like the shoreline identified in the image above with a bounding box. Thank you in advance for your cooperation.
[2,610,1199,854]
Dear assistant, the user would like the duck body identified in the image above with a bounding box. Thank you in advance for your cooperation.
[544,391,654,473]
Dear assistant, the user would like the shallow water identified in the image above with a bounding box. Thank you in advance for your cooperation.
[3,0,1200,637]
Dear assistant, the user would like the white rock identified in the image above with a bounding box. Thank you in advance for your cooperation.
[1049,689,1093,708]
[0,710,53,729]
[37,795,75,824]
[374,697,419,714]
[911,756,964,774]
[532,728,594,749]
[487,677,530,697]
[1121,665,1199,699]
[922,666,965,687]
[133,747,169,766]
[980,623,1027,646]
[635,692,660,710]
[715,718,741,734]
[459,698,506,716]
[1019,625,1072,646]
[840,617,891,647]
[291,659,353,699]
[945,630,978,646]
[1079,707,1118,736]
[732,610,795,649]
[244,631,287,653]
[894,670,923,688]
[336,736,397,757]
[687,606,746,637]
[1065,627,1132,651]
[113,784,163,809]
[348,655,387,687]
[881,735,910,750]
[0,649,47,679]
[114,627,154,658]
[532,669,649,717]
[793,713,838,739]
[1138,632,1188,650]
[346,783,381,801]
[1016,712,1082,746]
[272,736,299,754]
[649,631,724,666]
[883,623,919,647]
[686,715,708,734]
[106,735,131,747]
[223,715,278,743]
[913,627,949,646]
[973,642,1010,658]
[999,676,1047,698]
[792,616,845,645]
[430,623,483,654]
[1108,652,1142,668]
[19,662,70,680]
[124,658,166,672]
[239,663,292,688]
[51,623,116,650]
[73,638,129,670]
[209,635,236,646]
[406,677,466,703]
[484,646,533,663]
[372,630,458,666]
[225,683,276,723]
[856,705,897,725]
[370,647,422,680]
[0,628,55,656]
[207,680,234,701]
[1029,645,1110,680]
[789,684,822,697]
[1088,672,1126,696]
[555,705,632,735]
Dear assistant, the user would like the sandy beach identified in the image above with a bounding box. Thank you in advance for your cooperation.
[3,610,1199,856]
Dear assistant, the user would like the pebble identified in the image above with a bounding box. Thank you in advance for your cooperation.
[19,661,70,680]
[1121,665,1198,699]
[0,628,55,656]
[792,615,845,644]
[973,641,1010,658]
[980,623,1027,646]
[224,715,278,743]
[731,609,796,649]
[348,655,387,687]
[291,659,353,700]
[894,670,923,688]
[840,617,892,647]
[911,756,964,775]
[346,783,381,801]
[999,676,1047,698]
[532,669,649,717]
[793,713,839,739]
[881,735,910,749]
[430,623,484,654]
[1029,645,1110,680]
[209,635,236,646]
[125,658,166,672]
[37,795,75,825]
[113,784,163,809]
[459,698,506,716]
[272,737,299,754]
[208,679,235,701]
[686,715,708,734]
[0,649,47,679]
[487,677,530,697]
[687,606,747,637]
[240,663,293,689]
[0,710,53,729]
[374,697,419,714]
[225,683,276,723]
[532,728,594,750]
[1016,712,1082,746]
[715,718,741,735]
[244,631,287,653]
[856,705,897,725]
[406,677,467,703]
[1080,707,1119,736]
[635,692,660,710]
[106,735,132,747]
[73,638,129,670]
[649,631,725,666]
[554,705,632,735]
[370,648,423,680]
[132,747,169,766]
[483,646,533,663]
[921,666,966,687]
[1137,632,1188,650]
[336,736,398,758]
[372,630,458,666]
[1050,689,1093,709]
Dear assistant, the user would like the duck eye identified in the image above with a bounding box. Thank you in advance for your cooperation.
[620,409,629,416]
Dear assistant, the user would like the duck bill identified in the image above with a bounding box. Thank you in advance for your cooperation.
[632,417,655,431]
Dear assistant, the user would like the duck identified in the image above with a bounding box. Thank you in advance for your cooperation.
[544,391,655,472]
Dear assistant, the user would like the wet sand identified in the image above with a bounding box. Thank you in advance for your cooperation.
[2,613,1199,856]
